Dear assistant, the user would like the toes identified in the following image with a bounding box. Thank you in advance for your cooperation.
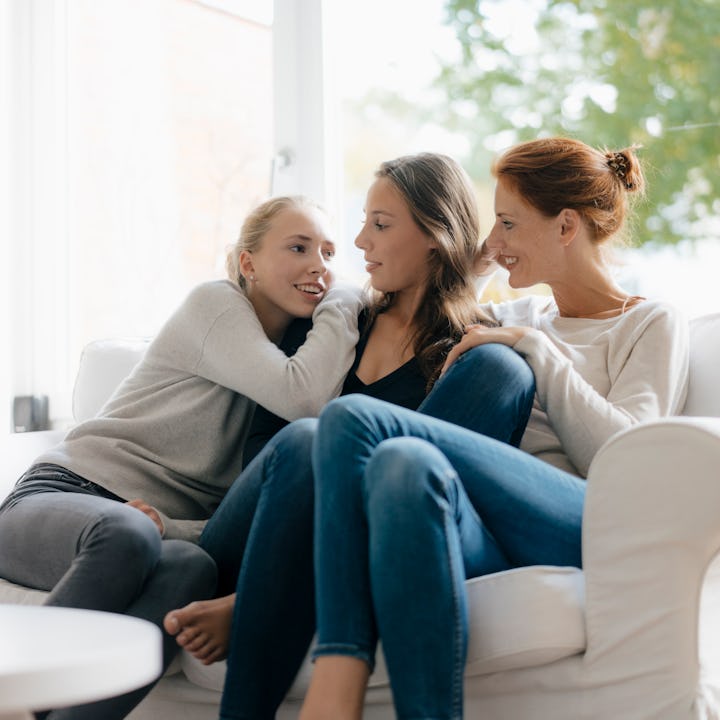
[202,646,227,665]
[163,612,181,635]
[184,632,210,653]
[176,626,202,647]
[164,602,199,635]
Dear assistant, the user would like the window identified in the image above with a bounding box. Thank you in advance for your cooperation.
[3,0,716,431]
[324,1,467,284]
[3,0,277,428]
[324,0,720,315]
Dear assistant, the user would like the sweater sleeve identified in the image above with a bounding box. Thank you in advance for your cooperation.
[195,283,363,420]
[157,513,206,543]
[512,304,689,476]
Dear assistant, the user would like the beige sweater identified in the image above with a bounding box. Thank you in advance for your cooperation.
[37,280,362,541]
[485,295,689,477]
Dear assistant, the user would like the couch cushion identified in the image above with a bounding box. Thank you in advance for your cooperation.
[0,578,47,605]
[72,338,150,422]
[464,565,585,674]
[684,314,720,417]
[181,565,586,695]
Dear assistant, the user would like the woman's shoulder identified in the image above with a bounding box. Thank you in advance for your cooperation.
[481,293,556,325]
[619,298,689,343]
[153,280,254,344]
[621,297,686,328]
[182,279,253,316]
[186,279,244,302]
[630,297,683,318]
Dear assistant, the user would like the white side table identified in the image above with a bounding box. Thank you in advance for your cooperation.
[0,604,162,718]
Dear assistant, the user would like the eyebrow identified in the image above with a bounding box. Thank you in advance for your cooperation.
[364,209,396,217]
[285,234,336,250]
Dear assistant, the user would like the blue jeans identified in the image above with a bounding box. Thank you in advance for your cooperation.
[0,465,217,720]
[200,344,537,719]
[200,418,320,720]
[311,378,586,719]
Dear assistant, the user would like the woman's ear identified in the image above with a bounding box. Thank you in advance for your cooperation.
[238,250,255,281]
[558,208,580,246]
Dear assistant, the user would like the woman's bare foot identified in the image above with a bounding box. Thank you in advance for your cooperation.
[163,594,236,665]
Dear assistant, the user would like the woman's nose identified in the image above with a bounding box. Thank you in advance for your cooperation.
[354,227,368,250]
[485,226,502,249]
[315,257,329,275]
[307,247,328,275]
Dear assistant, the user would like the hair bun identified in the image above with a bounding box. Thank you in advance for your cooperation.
[606,149,639,191]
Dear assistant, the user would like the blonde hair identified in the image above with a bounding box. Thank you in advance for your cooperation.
[370,153,490,387]
[492,137,645,243]
[226,196,326,287]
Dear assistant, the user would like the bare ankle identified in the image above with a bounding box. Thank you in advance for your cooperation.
[299,656,369,720]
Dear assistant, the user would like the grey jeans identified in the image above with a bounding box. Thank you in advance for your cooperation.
[0,464,218,720]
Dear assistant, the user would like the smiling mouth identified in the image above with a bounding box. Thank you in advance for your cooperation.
[501,256,518,269]
[295,283,325,297]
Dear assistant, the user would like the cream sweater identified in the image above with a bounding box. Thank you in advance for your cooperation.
[485,295,689,477]
[37,280,362,541]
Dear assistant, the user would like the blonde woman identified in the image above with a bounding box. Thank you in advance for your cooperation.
[0,196,362,720]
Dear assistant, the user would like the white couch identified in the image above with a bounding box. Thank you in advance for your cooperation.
[2,313,720,719]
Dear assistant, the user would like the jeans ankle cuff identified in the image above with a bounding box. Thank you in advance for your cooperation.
[312,642,375,672]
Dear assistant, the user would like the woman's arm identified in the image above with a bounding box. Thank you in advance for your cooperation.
[190,282,364,420]
[514,305,689,475]
[441,302,689,476]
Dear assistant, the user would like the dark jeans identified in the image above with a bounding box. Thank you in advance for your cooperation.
[0,465,217,720]
[199,343,537,719]
[312,380,586,719]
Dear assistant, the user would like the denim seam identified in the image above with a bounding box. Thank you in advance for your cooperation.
[441,469,464,720]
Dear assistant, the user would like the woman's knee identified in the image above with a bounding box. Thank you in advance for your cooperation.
[449,343,535,392]
[161,540,217,599]
[363,438,454,511]
[263,417,318,496]
[86,506,162,573]
[270,417,318,454]
[318,394,386,435]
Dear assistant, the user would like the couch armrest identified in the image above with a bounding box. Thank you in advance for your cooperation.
[580,417,720,709]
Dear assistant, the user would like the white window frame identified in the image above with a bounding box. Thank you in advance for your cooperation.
[272,0,340,217]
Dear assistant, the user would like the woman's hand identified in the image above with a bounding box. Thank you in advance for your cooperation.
[441,324,529,375]
[126,499,165,536]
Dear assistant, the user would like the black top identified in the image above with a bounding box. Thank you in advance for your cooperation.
[242,309,427,469]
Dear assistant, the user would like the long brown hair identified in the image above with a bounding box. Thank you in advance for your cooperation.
[366,153,491,388]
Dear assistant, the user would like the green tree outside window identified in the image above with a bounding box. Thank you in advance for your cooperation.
[436,0,720,247]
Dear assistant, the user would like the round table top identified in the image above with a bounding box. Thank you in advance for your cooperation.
[0,604,162,714]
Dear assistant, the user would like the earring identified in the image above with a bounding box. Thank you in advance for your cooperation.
[248,274,255,282]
